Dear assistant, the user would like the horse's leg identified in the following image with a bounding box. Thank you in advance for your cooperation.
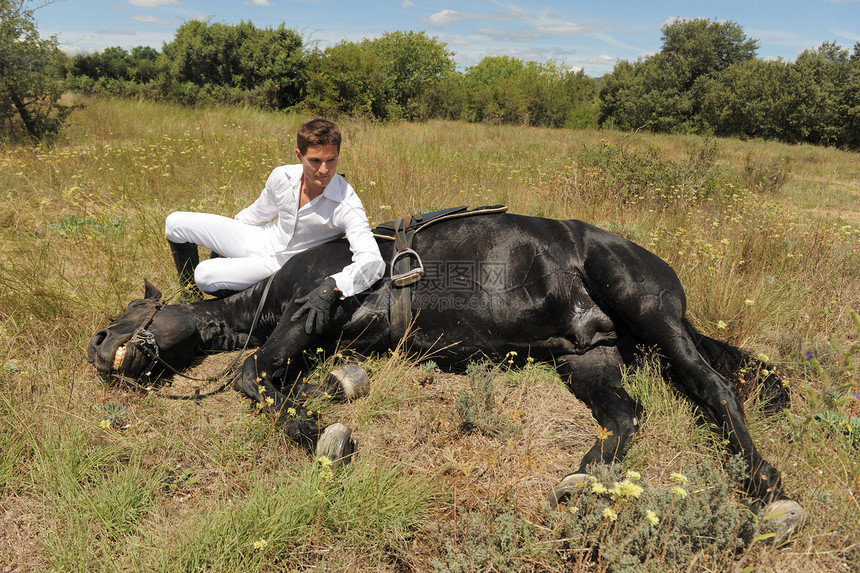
[632,316,806,528]
[234,358,323,451]
[551,345,642,504]
[579,236,782,501]
[285,363,371,403]
[648,320,782,500]
[232,313,331,451]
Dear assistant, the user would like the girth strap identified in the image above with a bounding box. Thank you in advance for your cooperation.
[383,205,509,349]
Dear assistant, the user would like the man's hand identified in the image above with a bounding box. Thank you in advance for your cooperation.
[290,277,340,335]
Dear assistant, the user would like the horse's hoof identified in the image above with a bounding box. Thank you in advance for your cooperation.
[315,422,356,468]
[763,499,808,539]
[326,364,370,400]
[549,473,589,508]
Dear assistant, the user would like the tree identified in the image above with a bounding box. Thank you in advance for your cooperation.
[303,40,388,118]
[161,20,306,109]
[416,71,466,121]
[692,41,860,149]
[598,54,693,132]
[72,46,132,81]
[365,31,455,120]
[463,56,526,123]
[692,59,805,141]
[793,42,856,147]
[520,61,597,128]
[461,56,597,128]
[599,18,758,134]
[303,31,454,120]
[846,43,860,149]
[0,0,74,140]
[129,45,160,84]
[661,18,758,90]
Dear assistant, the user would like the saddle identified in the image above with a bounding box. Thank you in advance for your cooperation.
[374,205,508,347]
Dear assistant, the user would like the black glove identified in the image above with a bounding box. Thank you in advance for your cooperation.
[290,277,340,335]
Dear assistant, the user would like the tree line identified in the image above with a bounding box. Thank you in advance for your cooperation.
[3,0,859,150]
[63,22,599,130]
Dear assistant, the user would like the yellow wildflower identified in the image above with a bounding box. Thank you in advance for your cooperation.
[645,510,659,525]
[616,479,644,498]
[591,482,608,495]
[596,426,613,441]
[671,485,688,498]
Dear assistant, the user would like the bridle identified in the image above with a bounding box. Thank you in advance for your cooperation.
[117,274,275,400]
[125,300,164,378]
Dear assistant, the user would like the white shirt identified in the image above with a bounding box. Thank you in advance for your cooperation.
[234,164,385,297]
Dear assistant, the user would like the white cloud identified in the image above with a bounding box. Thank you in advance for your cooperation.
[831,28,860,42]
[131,14,178,25]
[425,10,481,28]
[128,0,179,7]
[423,9,528,29]
[245,0,272,5]
[591,32,637,51]
[531,22,589,37]
[586,54,617,65]
[475,21,601,43]
[60,45,95,56]
[401,0,415,6]
[97,29,138,36]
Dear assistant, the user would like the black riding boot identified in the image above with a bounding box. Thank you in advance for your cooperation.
[167,240,204,302]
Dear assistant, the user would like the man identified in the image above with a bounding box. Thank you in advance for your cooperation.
[164,118,385,334]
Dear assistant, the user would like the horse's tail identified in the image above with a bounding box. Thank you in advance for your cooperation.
[683,319,790,415]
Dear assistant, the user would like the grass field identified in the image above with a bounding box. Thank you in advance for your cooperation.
[0,97,858,571]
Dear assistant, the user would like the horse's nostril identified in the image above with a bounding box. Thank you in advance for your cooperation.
[86,329,109,364]
[91,329,108,347]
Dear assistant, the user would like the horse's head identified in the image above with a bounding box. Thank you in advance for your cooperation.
[87,280,202,380]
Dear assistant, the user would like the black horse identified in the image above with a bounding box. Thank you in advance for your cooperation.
[86,213,805,528]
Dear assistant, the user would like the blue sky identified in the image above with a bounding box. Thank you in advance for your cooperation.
[36,0,860,76]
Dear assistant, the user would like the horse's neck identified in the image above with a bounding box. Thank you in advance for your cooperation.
[184,293,266,343]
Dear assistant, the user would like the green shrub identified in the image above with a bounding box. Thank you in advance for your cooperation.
[553,461,761,572]
[741,152,792,194]
[453,361,518,438]
[432,508,552,573]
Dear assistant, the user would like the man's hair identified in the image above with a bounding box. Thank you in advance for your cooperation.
[296,119,342,154]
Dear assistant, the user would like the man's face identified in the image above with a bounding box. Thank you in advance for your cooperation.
[296,144,339,194]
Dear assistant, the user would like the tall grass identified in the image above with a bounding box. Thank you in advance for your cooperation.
[0,97,858,571]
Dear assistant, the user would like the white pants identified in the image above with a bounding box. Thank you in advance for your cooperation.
[165,211,283,293]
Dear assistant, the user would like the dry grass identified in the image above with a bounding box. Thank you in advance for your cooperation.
[0,97,858,571]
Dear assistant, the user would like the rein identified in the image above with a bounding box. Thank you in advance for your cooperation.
[120,273,276,400]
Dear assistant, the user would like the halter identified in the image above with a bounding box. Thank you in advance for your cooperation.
[126,300,165,377]
[120,273,276,400]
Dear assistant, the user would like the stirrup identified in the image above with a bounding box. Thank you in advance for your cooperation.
[390,248,424,287]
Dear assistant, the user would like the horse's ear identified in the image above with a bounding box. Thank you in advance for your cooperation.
[143,279,162,301]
